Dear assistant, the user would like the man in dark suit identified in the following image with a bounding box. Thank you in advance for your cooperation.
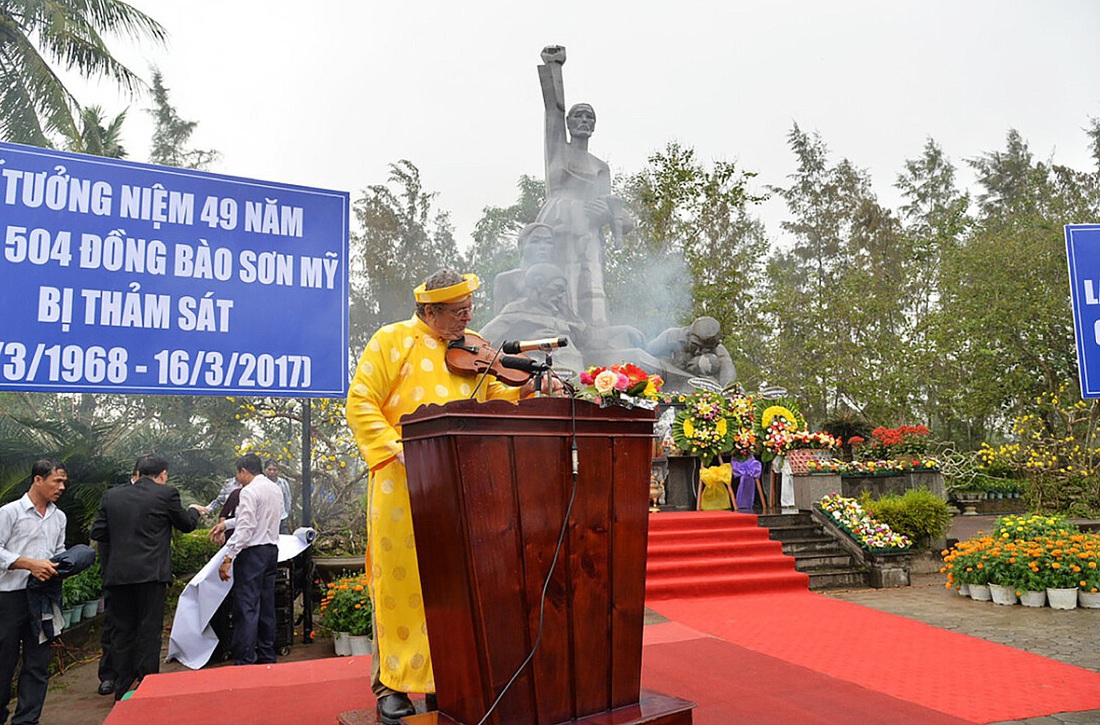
[91,454,203,699]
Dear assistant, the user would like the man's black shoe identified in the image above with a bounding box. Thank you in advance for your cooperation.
[377,692,415,724]
[97,680,114,696]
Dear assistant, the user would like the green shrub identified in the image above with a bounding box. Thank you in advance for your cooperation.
[171,529,221,579]
[862,487,953,548]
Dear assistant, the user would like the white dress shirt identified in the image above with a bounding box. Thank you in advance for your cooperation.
[0,494,66,591]
[224,475,283,559]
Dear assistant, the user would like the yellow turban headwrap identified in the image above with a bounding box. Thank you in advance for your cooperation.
[413,273,480,304]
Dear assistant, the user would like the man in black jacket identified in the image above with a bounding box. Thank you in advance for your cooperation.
[91,454,203,699]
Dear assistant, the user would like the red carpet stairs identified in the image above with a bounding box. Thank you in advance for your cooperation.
[645,511,809,599]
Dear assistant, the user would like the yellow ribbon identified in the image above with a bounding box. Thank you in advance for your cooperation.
[699,463,733,511]
[699,464,733,489]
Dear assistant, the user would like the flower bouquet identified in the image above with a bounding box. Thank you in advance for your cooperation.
[575,363,663,410]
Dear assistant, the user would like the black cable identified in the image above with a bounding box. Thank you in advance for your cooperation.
[475,395,580,725]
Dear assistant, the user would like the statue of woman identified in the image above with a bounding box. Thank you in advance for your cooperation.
[536,45,633,328]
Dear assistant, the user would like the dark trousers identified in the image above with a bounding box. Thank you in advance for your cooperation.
[209,588,235,663]
[0,590,52,724]
[231,544,277,665]
[97,587,114,683]
[105,582,166,699]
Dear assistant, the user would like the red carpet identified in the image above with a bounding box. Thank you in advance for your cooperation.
[99,513,1100,724]
[642,626,972,724]
[649,592,1100,723]
[100,595,1100,724]
[104,656,376,724]
[646,510,808,599]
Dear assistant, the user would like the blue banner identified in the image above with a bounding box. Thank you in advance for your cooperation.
[0,142,349,397]
[1066,224,1100,398]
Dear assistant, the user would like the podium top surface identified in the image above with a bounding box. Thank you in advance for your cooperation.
[400,397,656,442]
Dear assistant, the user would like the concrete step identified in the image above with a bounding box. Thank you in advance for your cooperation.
[755,512,807,528]
[794,552,859,570]
[764,523,823,542]
[778,537,845,556]
[804,565,870,590]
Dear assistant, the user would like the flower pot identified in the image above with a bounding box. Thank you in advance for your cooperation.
[989,583,1017,606]
[954,492,983,516]
[333,631,351,656]
[957,583,970,597]
[1047,587,1078,610]
[968,583,991,601]
[348,634,372,656]
[1079,590,1100,609]
[82,600,99,619]
[1019,590,1046,608]
[62,608,77,627]
[68,605,83,624]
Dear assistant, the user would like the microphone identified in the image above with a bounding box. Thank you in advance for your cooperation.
[500,355,550,373]
[501,337,568,354]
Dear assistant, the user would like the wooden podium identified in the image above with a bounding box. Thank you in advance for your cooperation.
[395,397,693,725]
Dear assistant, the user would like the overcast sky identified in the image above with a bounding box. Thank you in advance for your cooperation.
[73,0,1100,247]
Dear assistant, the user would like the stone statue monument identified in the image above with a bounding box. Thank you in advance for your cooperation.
[476,46,739,390]
[480,263,587,373]
[646,316,737,392]
[492,222,556,315]
[536,45,633,328]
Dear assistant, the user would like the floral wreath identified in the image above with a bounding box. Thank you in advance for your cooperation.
[671,390,742,465]
[755,398,804,461]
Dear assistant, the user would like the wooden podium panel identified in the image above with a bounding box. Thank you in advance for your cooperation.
[397,397,692,725]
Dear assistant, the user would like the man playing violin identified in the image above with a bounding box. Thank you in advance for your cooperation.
[345,268,556,724]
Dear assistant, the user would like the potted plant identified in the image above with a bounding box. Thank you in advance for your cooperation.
[1038,535,1085,610]
[984,544,1019,605]
[1077,539,1100,608]
[61,576,81,625]
[320,573,373,656]
[942,535,993,600]
[78,564,102,618]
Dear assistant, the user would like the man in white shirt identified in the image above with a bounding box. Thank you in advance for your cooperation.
[263,460,293,534]
[212,453,283,665]
[0,460,67,724]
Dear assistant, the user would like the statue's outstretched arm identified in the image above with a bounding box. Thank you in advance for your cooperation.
[539,46,567,183]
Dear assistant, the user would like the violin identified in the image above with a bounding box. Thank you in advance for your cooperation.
[444,332,536,387]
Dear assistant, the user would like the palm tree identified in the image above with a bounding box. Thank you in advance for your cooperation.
[0,0,166,148]
[69,104,128,157]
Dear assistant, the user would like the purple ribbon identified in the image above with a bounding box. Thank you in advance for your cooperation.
[731,456,762,511]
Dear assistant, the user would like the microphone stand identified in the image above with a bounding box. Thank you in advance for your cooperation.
[534,352,552,396]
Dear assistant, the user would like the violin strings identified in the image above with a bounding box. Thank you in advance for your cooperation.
[468,342,505,400]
